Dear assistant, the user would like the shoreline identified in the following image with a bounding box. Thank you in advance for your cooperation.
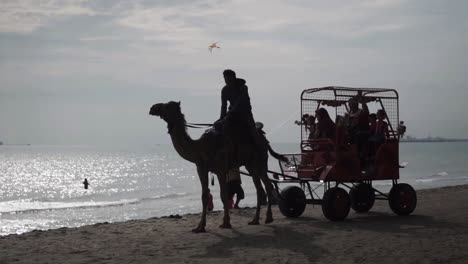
[0,182,465,236]
[1,184,468,263]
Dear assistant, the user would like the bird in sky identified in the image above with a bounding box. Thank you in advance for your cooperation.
[208,42,221,53]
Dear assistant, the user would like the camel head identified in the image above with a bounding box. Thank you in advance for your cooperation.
[149,101,184,124]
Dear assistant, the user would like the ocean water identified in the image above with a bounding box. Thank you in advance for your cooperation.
[1,142,468,236]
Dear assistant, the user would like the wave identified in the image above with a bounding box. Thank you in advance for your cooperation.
[415,176,468,183]
[0,193,188,214]
[414,171,449,182]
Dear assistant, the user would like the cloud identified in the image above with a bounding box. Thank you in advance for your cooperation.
[78,36,126,42]
[0,0,96,33]
[112,0,415,55]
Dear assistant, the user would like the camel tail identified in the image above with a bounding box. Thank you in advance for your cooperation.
[267,144,288,163]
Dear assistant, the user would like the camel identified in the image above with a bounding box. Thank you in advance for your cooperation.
[149,101,287,233]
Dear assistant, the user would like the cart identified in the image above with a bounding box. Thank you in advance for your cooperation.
[268,86,417,221]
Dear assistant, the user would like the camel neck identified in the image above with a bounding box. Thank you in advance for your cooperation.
[169,122,198,164]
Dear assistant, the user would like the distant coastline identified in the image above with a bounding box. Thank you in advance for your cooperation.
[0,143,31,146]
[401,137,468,143]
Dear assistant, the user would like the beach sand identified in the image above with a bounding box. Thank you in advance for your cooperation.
[1,185,467,264]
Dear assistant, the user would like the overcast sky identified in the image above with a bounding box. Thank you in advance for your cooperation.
[1,0,467,146]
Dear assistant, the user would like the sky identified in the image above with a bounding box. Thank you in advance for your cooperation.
[0,0,467,146]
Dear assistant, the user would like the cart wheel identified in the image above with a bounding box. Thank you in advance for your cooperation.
[322,187,351,221]
[389,183,417,215]
[278,186,306,218]
[350,183,375,213]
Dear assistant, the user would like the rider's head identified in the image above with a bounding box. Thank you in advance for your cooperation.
[377,109,386,120]
[348,98,358,111]
[316,108,331,122]
[223,69,236,86]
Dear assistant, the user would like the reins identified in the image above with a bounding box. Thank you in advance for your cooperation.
[185,123,213,129]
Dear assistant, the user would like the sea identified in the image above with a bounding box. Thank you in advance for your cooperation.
[1,142,468,236]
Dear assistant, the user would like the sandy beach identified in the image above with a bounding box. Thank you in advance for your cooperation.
[1,184,467,264]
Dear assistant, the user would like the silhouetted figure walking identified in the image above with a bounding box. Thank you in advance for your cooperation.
[83,178,89,189]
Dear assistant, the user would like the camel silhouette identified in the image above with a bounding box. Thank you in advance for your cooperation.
[149,101,286,233]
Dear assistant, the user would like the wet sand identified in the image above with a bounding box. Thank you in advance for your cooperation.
[1,185,467,264]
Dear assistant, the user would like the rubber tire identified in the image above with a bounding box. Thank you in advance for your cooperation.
[322,187,351,221]
[350,183,375,213]
[389,183,417,215]
[278,186,307,218]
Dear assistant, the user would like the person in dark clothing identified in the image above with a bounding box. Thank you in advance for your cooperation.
[397,121,406,139]
[207,188,214,211]
[295,114,316,139]
[347,97,370,135]
[369,110,389,157]
[372,109,390,143]
[83,178,89,189]
[218,69,260,148]
[220,69,252,119]
[368,113,378,158]
[376,110,390,137]
[227,169,244,209]
[346,95,370,166]
[369,113,377,133]
[313,108,336,140]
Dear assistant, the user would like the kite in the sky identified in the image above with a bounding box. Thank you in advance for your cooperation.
[208,42,220,53]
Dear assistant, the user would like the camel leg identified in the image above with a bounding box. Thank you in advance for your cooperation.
[193,166,209,233]
[217,173,231,229]
[259,168,274,224]
[246,165,262,225]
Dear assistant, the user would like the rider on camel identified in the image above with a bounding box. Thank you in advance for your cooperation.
[218,69,261,148]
